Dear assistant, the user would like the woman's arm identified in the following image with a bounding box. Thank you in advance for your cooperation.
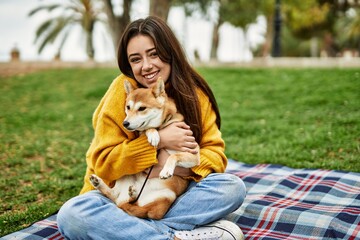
[148,90,227,181]
[82,75,158,192]
[188,89,227,180]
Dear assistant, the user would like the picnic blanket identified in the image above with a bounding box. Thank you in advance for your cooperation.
[2,160,360,240]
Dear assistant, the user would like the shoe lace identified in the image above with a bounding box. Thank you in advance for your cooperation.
[208,225,237,240]
[175,227,222,239]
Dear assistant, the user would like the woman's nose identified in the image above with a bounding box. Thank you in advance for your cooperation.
[142,58,153,71]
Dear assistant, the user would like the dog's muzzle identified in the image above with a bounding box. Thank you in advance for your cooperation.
[123,121,132,130]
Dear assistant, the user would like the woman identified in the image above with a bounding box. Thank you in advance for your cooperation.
[57,16,246,240]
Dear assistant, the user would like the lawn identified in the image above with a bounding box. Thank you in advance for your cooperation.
[0,67,359,236]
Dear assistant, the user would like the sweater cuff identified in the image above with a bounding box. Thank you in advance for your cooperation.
[188,164,213,182]
[129,134,158,169]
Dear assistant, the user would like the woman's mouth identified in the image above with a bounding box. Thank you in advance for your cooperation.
[144,71,158,80]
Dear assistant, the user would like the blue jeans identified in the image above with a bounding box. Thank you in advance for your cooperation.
[57,173,246,240]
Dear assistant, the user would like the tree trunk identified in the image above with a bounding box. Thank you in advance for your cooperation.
[86,32,95,60]
[210,20,222,60]
[149,0,171,21]
[310,37,318,57]
[103,0,133,50]
[261,15,273,57]
[85,19,95,60]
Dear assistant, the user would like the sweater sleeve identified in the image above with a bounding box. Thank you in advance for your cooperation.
[80,74,158,194]
[189,90,228,181]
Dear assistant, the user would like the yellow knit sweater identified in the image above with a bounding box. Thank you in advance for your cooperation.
[80,74,227,194]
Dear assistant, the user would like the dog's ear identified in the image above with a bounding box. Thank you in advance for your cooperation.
[124,80,133,94]
[152,78,165,97]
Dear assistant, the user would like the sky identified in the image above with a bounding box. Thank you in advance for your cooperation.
[0,0,266,63]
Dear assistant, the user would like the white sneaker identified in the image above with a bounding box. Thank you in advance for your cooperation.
[174,220,244,240]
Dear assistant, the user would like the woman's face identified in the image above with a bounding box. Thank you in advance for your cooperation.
[127,34,171,88]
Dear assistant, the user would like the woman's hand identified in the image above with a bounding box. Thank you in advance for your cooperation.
[158,122,198,154]
[148,149,195,178]
[146,122,198,178]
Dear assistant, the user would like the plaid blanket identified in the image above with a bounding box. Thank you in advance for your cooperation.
[2,160,360,240]
[1,214,63,240]
[225,161,360,239]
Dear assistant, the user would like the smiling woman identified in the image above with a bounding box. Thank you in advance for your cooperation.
[126,35,171,87]
[56,16,245,240]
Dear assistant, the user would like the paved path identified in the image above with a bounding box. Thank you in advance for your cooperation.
[1,57,360,77]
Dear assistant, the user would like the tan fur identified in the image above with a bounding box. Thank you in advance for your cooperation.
[120,197,174,219]
[90,78,200,219]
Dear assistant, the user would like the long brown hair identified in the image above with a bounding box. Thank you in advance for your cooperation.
[117,16,221,143]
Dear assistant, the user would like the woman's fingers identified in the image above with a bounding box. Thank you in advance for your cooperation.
[158,121,197,151]
[185,135,195,142]
[185,147,199,154]
[175,121,191,129]
[180,141,198,154]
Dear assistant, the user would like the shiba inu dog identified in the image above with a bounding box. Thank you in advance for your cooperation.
[89,78,200,219]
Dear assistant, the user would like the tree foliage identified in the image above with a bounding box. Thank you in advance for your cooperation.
[336,8,360,50]
[149,0,214,21]
[29,0,105,59]
[215,1,276,57]
[283,0,333,39]
[220,0,260,29]
[29,0,360,60]
[282,0,360,56]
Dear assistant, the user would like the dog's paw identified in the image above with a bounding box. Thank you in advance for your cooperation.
[90,174,100,188]
[128,185,138,199]
[146,129,160,147]
[159,168,174,179]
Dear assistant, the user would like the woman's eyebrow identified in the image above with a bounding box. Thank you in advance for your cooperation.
[128,47,156,58]
[146,47,156,53]
[128,53,140,58]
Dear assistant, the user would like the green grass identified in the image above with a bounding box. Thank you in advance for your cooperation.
[0,67,359,235]
[199,68,360,170]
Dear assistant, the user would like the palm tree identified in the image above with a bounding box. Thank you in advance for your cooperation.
[28,0,105,60]
[337,8,360,54]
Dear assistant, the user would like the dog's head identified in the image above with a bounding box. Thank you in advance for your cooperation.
[123,78,167,131]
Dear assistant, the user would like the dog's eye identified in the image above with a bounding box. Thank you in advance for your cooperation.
[138,107,146,111]
[126,105,130,110]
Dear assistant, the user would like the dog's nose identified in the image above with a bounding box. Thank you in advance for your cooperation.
[123,121,130,128]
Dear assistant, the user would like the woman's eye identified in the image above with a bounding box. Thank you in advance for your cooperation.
[138,107,146,111]
[150,51,158,57]
[130,57,140,63]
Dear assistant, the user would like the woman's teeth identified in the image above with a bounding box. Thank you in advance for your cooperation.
[145,72,157,79]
